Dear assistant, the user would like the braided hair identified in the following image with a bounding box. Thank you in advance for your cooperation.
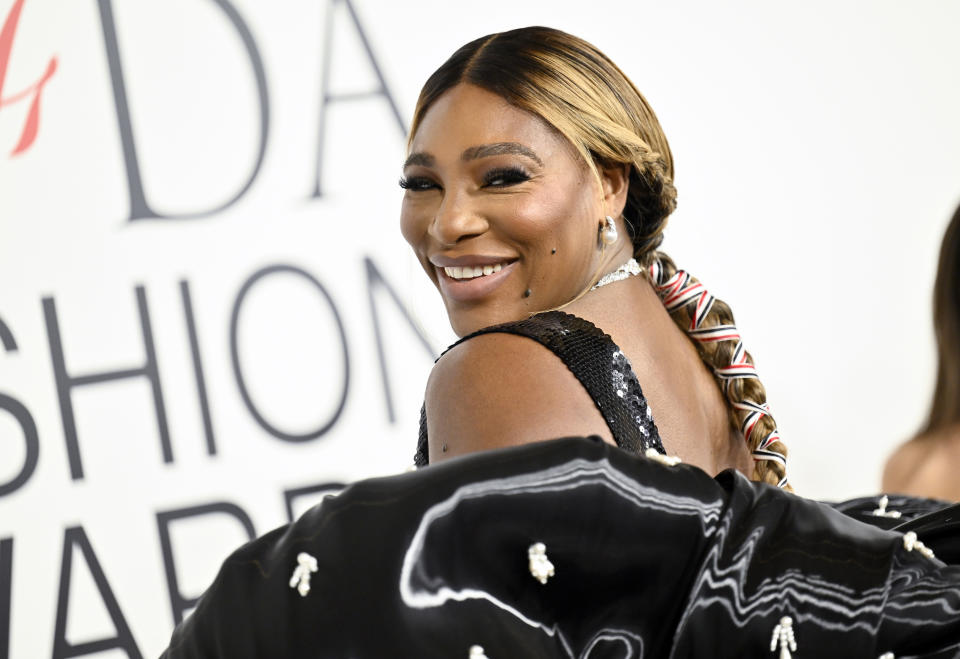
[644,253,789,488]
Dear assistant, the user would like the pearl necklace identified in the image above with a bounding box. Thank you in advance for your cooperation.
[590,258,643,291]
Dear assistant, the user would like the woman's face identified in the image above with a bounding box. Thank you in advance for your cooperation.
[400,83,609,337]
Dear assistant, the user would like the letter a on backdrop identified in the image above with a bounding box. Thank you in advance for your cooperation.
[51,527,142,659]
[313,0,405,197]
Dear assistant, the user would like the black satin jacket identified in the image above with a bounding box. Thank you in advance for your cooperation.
[162,437,960,658]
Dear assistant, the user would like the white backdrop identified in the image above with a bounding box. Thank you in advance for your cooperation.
[1,1,959,656]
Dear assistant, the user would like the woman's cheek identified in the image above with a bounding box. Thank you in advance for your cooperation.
[399,206,426,248]
[498,198,553,242]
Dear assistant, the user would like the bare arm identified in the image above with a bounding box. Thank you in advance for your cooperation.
[425,332,615,463]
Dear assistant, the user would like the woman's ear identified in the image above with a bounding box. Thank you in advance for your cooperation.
[600,163,630,218]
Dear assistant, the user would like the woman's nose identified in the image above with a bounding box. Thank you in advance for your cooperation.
[428,190,488,246]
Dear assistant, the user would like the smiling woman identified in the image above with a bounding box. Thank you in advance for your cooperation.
[400,85,611,333]
[162,26,960,659]
[401,27,783,486]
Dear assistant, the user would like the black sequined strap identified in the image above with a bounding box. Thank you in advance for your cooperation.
[414,404,429,467]
[415,311,663,466]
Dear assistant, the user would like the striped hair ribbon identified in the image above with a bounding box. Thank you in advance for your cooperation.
[648,259,788,488]
[731,401,780,450]
[753,450,789,488]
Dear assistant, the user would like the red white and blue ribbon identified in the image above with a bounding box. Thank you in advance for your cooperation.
[649,260,788,487]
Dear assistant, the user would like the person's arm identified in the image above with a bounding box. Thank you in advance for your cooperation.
[424,332,615,463]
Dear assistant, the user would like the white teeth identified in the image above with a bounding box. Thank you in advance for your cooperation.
[443,262,508,280]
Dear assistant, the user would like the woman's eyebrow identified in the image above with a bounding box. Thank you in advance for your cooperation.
[403,142,543,169]
[403,152,435,168]
[462,142,543,166]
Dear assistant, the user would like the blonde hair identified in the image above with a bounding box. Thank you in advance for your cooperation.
[410,27,789,488]
[410,27,676,257]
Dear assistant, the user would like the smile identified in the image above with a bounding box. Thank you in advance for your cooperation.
[443,263,505,280]
[434,260,518,303]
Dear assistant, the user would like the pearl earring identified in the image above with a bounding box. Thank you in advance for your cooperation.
[600,215,618,246]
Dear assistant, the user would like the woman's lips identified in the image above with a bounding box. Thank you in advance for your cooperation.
[436,260,518,302]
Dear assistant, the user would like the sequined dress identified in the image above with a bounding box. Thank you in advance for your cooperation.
[414,310,664,467]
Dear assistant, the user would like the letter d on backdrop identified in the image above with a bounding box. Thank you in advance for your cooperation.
[95,0,269,221]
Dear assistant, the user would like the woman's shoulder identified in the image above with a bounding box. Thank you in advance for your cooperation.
[425,322,614,459]
[430,310,617,397]
[882,436,929,490]
[431,324,570,383]
[883,425,960,499]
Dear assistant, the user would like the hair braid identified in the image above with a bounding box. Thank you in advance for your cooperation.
[641,251,792,490]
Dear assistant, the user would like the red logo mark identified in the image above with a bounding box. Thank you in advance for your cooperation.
[0,0,57,156]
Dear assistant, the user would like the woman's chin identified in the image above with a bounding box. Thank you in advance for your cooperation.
[447,308,492,338]
[446,303,521,337]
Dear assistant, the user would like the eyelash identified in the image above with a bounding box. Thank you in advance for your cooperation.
[398,176,436,191]
[398,167,531,191]
[482,167,530,187]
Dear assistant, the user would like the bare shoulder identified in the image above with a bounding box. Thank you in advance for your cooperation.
[882,436,931,494]
[884,431,960,500]
[424,331,612,463]
[911,425,960,500]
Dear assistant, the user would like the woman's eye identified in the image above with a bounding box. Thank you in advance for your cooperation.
[483,167,530,187]
[398,176,438,191]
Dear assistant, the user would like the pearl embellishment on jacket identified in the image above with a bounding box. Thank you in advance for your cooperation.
[528,542,555,584]
[289,551,318,597]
